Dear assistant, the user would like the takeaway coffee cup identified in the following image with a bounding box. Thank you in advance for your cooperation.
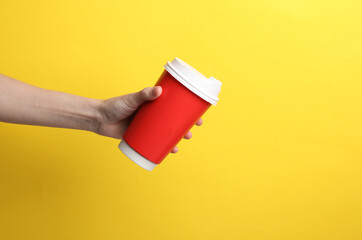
[118,58,222,171]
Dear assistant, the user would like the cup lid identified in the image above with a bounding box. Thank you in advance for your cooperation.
[164,58,222,105]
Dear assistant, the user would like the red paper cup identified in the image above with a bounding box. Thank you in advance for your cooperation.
[118,58,222,171]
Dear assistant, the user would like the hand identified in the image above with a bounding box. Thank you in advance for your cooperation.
[95,86,203,153]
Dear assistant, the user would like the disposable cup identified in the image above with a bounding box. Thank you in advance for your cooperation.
[119,58,222,171]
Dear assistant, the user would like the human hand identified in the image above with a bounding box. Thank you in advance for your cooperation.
[0,74,201,151]
[95,86,203,153]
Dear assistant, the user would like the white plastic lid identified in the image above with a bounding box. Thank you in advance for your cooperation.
[118,140,157,171]
[164,58,222,105]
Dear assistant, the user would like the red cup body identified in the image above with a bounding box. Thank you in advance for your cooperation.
[123,70,211,164]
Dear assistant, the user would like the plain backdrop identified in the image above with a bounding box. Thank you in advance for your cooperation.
[0,1,361,239]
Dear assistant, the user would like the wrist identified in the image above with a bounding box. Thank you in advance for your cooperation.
[84,98,103,134]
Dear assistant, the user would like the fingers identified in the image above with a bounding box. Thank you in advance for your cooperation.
[182,119,202,139]
[195,118,203,126]
[125,86,162,109]
[138,86,162,102]
[150,86,162,99]
[171,131,191,153]
[172,120,203,153]
[171,146,178,153]
[183,131,192,139]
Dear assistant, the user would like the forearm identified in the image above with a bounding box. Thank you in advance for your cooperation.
[0,74,100,132]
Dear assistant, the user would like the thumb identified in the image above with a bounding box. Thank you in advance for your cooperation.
[124,86,162,110]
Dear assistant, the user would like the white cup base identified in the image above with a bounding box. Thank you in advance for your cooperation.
[118,140,157,171]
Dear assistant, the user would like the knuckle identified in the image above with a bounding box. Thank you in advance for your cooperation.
[140,87,150,98]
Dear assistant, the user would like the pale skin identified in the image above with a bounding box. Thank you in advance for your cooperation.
[0,74,203,153]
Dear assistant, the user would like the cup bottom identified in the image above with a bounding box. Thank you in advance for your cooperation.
[118,140,157,171]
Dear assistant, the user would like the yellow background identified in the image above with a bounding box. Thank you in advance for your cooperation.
[0,0,362,239]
